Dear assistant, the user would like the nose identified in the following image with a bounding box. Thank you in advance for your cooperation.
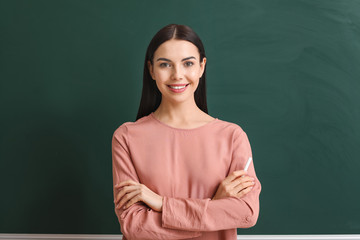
[171,65,183,80]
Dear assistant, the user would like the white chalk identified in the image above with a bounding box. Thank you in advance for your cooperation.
[244,157,252,171]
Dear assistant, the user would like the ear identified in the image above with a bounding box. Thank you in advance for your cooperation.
[199,57,207,78]
[148,60,155,80]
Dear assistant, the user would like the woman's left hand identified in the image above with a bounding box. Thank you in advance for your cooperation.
[114,180,163,212]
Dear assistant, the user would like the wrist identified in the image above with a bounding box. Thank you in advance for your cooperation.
[160,196,164,212]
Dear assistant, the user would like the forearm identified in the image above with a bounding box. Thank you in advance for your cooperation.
[161,180,261,232]
[116,201,202,239]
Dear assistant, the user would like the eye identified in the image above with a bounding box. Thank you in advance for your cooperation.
[184,61,194,67]
[160,62,170,68]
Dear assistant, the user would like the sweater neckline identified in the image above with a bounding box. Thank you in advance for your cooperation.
[149,112,218,131]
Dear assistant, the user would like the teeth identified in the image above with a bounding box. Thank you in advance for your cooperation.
[169,85,187,89]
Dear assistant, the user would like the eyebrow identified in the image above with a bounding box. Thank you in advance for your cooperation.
[156,56,196,62]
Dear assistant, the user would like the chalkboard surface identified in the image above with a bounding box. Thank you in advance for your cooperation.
[1,0,360,235]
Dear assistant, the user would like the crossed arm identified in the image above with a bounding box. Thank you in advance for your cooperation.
[112,125,261,239]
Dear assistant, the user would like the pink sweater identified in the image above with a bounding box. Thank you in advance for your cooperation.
[112,112,261,240]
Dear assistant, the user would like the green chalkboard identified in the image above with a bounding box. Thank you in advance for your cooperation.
[1,0,360,235]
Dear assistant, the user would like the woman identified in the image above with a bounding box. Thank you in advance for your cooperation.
[112,24,261,240]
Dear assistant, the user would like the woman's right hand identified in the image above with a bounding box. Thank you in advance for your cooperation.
[212,170,255,200]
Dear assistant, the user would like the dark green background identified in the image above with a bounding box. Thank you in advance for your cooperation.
[1,0,360,235]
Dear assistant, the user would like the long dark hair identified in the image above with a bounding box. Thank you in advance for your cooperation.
[135,24,208,121]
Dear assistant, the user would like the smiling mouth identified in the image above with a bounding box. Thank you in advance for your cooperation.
[167,83,190,89]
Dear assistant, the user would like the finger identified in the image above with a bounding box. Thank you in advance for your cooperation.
[115,185,139,203]
[115,180,137,189]
[226,176,253,190]
[223,170,248,184]
[115,182,132,189]
[222,175,254,192]
[115,185,138,203]
[236,186,254,198]
[123,193,141,209]
[119,188,140,206]
[234,181,255,194]
[117,189,140,210]
[232,175,254,184]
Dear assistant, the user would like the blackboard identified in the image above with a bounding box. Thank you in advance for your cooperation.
[1,0,360,234]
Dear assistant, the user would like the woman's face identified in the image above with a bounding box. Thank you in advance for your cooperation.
[148,39,206,104]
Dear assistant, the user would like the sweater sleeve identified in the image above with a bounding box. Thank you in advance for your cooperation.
[112,123,203,240]
[161,127,261,231]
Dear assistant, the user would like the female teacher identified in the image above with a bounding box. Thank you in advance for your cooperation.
[112,24,261,240]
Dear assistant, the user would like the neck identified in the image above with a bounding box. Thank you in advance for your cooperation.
[153,97,205,123]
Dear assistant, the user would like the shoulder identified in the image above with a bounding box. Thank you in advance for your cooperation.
[213,118,253,147]
[215,118,246,136]
[112,114,153,139]
[213,120,253,154]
